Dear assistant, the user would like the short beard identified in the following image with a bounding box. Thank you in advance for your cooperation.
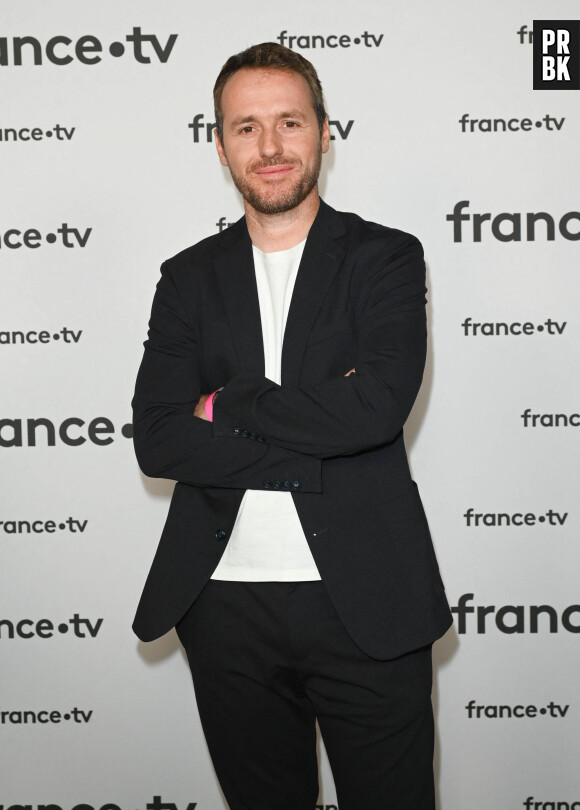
[228,148,322,215]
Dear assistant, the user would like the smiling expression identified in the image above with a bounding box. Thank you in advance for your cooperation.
[215,68,330,215]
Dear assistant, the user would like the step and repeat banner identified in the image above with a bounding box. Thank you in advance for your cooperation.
[2,1,579,808]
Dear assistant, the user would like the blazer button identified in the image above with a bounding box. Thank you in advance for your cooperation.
[215,529,227,541]
[249,433,256,441]
[283,480,292,490]
[263,480,271,489]
[241,429,249,438]
[233,426,241,436]
[292,480,301,490]
[257,435,264,442]
[272,480,282,489]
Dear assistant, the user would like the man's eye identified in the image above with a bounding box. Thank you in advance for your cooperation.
[241,126,254,133]
[283,121,298,128]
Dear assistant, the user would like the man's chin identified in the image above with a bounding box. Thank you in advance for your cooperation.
[239,181,318,216]
[248,196,304,215]
[230,161,321,216]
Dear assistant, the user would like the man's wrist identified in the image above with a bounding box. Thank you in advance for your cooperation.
[204,387,223,422]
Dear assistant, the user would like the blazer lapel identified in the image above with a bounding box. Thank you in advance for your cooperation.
[281,201,347,388]
[213,202,347,386]
[214,220,265,377]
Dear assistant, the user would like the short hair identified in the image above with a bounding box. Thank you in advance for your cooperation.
[213,42,327,142]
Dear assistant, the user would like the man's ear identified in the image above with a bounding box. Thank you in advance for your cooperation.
[215,131,229,166]
[321,116,331,155]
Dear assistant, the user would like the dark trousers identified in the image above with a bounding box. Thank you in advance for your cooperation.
[176,580,435,810]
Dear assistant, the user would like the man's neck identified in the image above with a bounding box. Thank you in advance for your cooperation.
[244,188,320,252]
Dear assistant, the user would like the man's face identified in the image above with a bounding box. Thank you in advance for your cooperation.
[215,68,330,215]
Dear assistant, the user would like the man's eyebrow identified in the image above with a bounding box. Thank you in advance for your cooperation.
[229,110,307,129]
[276,110,307,120]
[230,115,255,129]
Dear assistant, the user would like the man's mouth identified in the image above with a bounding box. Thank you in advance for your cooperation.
[253,164,295,178]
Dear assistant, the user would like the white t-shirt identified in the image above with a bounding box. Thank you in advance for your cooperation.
[211,239,321,581]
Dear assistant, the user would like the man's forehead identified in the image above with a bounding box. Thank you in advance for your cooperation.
[223,66,305,89]
[221,68,313,117]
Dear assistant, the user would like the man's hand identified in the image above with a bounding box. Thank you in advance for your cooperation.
[194,394,210,420]
[344,368,356,376]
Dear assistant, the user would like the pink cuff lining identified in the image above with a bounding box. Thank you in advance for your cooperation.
[204,390,219,422]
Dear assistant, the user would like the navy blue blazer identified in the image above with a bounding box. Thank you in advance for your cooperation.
[132,200,452,659]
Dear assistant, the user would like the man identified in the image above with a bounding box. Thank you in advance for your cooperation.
[132,42,452,810]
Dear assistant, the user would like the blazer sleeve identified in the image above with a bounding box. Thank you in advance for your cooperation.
[212,233,427,459]
[131,262,322,491]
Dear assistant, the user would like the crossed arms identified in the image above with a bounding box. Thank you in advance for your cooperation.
[132,232,427,490]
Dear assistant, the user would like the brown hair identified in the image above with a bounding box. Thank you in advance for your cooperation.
[213,42,327,142]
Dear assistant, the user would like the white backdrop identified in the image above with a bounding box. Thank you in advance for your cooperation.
[2,1,579,808]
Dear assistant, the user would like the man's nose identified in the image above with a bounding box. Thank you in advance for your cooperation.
[259,126,283,158]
